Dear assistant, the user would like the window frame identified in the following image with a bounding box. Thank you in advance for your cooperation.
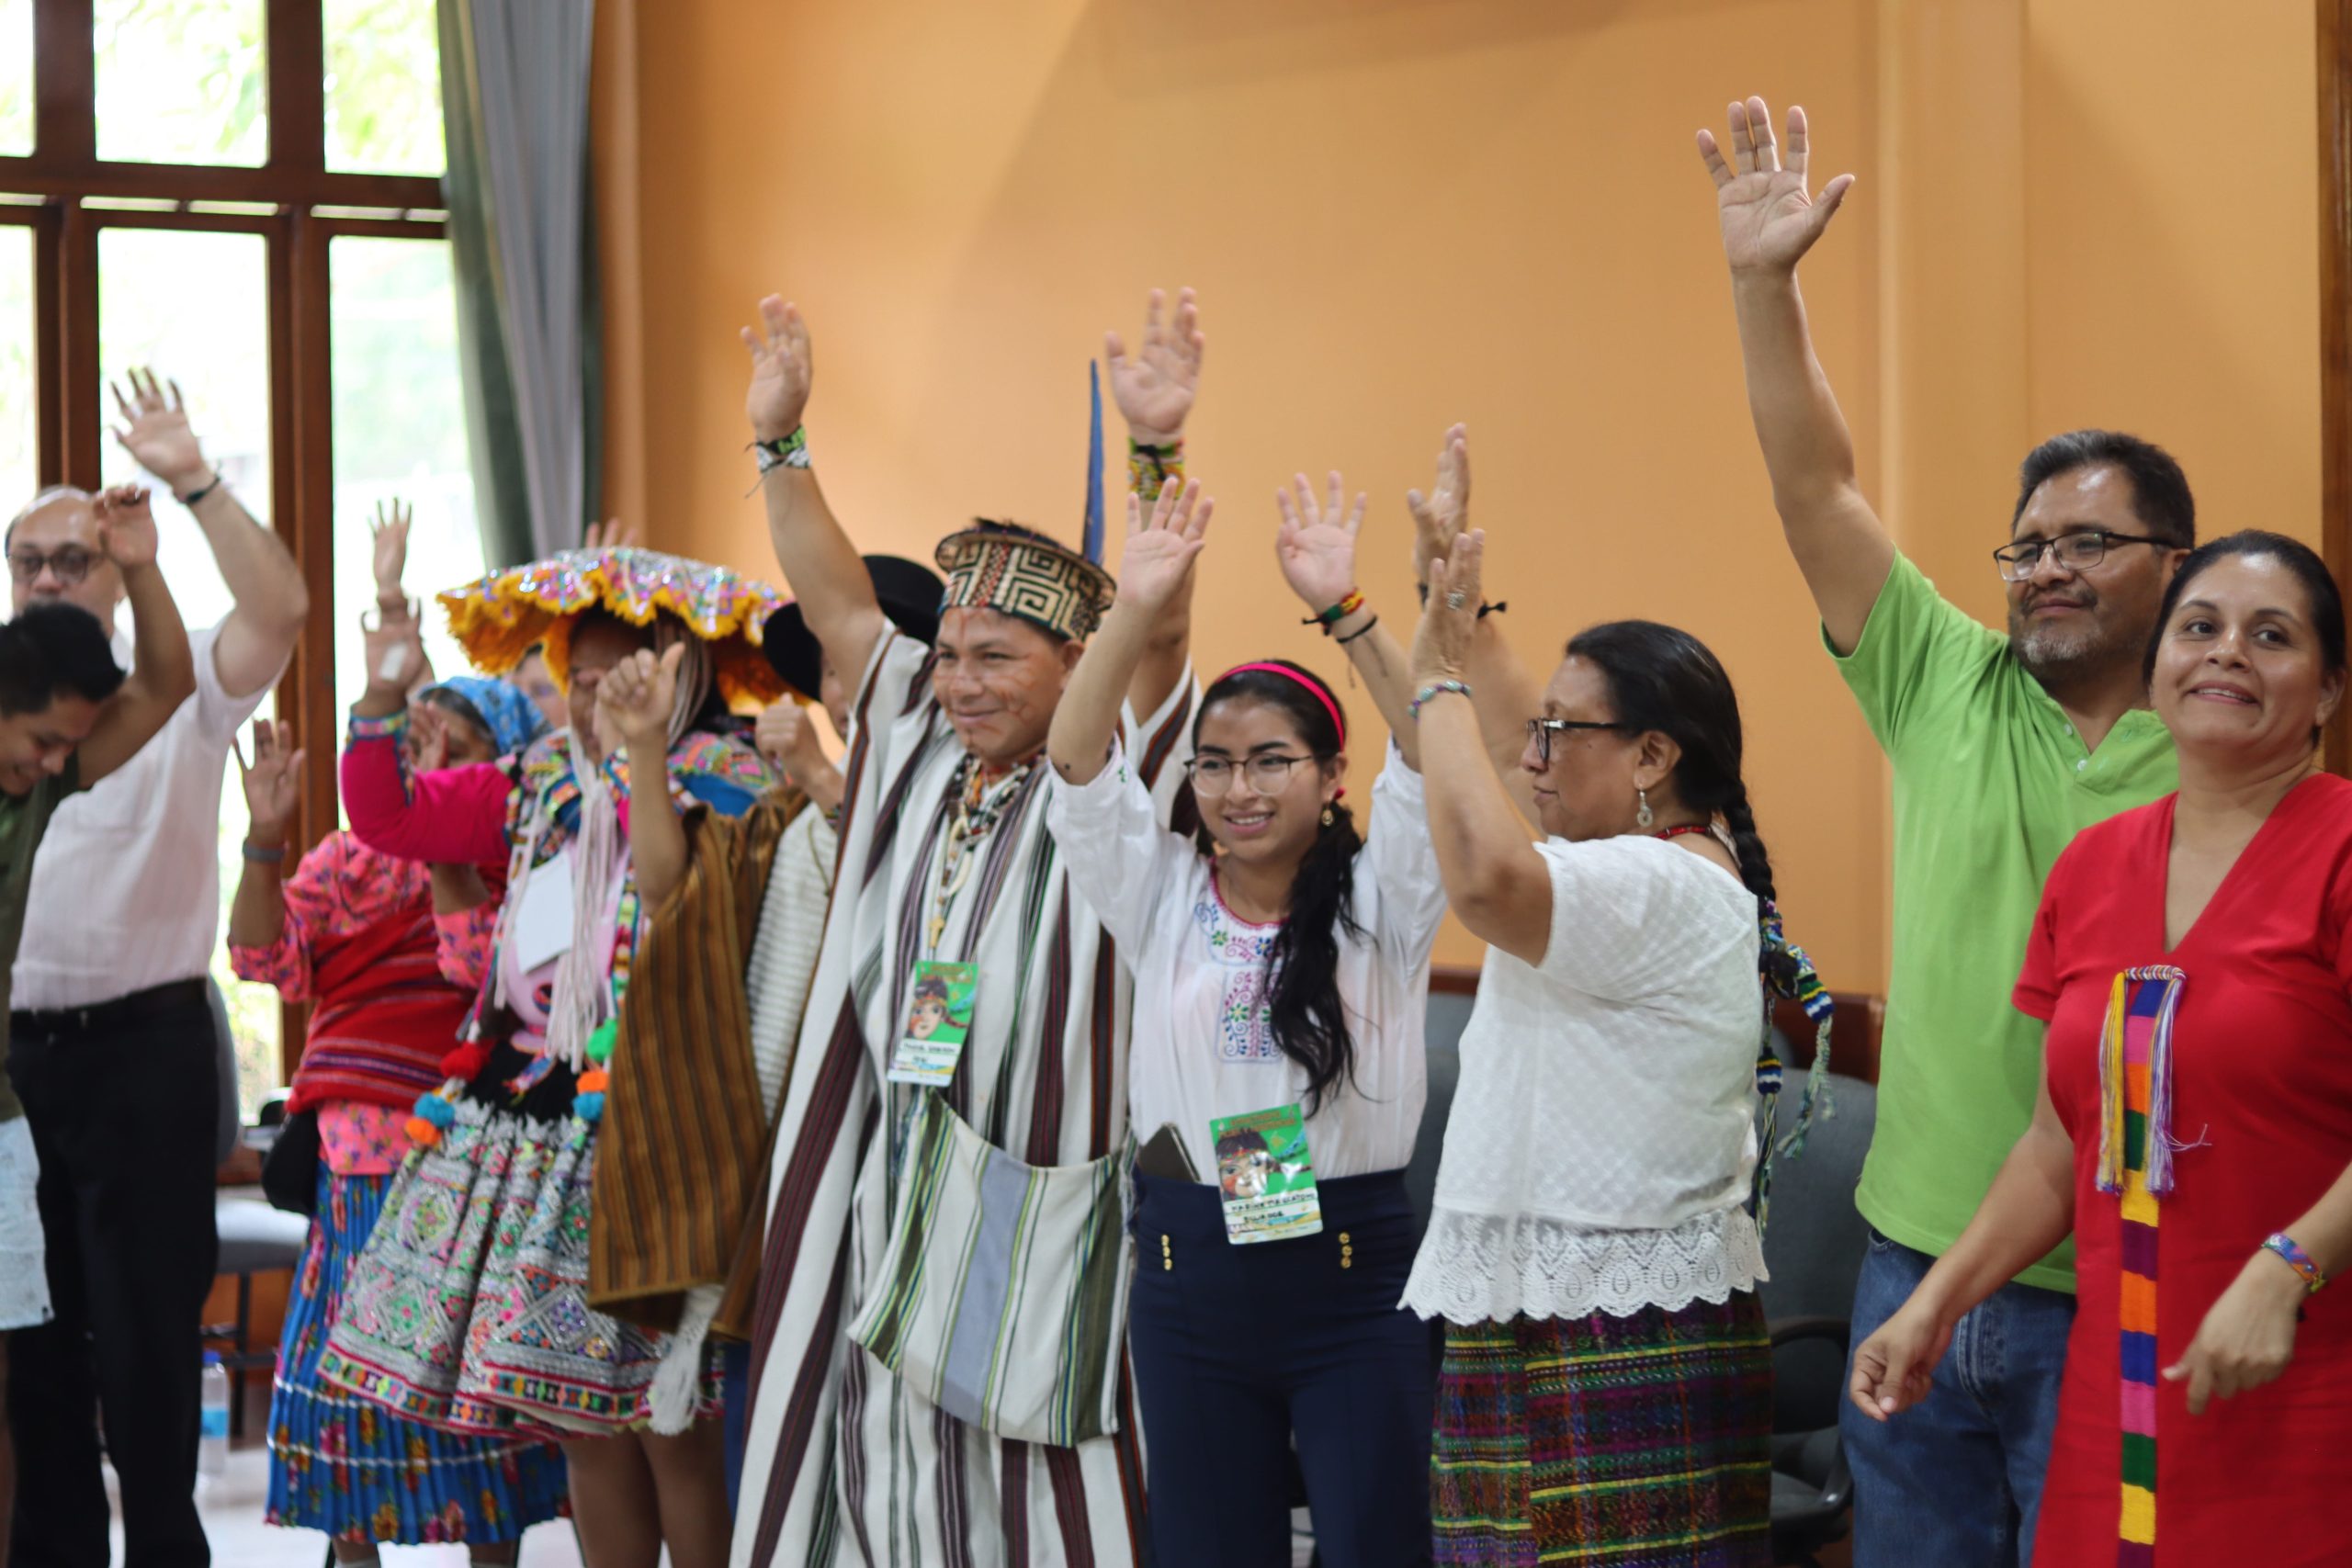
[5,0,451,1082]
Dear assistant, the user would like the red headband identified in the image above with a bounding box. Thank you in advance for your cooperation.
[1215,662,1347,746]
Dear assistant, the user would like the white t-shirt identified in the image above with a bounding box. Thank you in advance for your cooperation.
[1046,739,1447,1184]
[1401,833,1770,1325]
[16,623,274,1010]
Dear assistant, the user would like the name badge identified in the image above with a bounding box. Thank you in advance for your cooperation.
[1212,1103,1323,1245]
[888,960,977,1087]
[512,848,577,974]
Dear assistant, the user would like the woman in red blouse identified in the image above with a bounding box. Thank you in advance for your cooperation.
[1850,531,2352,1566]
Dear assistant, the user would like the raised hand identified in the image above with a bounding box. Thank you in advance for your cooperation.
[1274,470,1367,615]
[92,484,159,569]
[237,719,306,844]
[410,702,452,773]
[1412,529,1487,686]
[582,517,644,552]
[361,601,427,697]
[370,499,413,601]
[755,701,835,787]
[598,643,686,752]
[1105,288,1204,445]
[741,296,814,443]
[1406,424,1472,589]
[1697,98,1855,276]
[1115,478,1214,615]
[109,367,211,492]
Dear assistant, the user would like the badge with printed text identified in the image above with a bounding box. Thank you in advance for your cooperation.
[1212,1103,1323,1245]
[887,961,978,1086]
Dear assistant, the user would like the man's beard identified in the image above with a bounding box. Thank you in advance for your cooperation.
[2010,597,2133,684]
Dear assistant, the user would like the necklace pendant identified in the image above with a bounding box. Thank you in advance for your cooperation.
[927,912,947,952]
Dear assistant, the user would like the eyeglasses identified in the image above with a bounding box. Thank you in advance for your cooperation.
[6,547,99,585]
[1185,753,1315,795]
[1527,717,1628,766]
[1992,529,2167,582]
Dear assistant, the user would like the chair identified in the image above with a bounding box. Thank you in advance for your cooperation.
[202,979,309,1438]
[1757,1043,1878,1567]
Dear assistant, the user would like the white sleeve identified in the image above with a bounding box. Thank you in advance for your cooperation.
[846,628,935,790]
[191,623,275,743]
[1363,741,1447,972]
[1118,662,1199,830]
[1535,836,1754,1003]
[1045,739,1193,956]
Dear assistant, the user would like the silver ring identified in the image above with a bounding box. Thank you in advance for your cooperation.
[1445,591,1467,610]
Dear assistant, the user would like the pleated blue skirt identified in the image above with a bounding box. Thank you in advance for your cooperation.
[266,1164,571,1544]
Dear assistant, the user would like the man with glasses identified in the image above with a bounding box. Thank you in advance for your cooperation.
[1699,98,2188,1565]
[6,369,309,1568]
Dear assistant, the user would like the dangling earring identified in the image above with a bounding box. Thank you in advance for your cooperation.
[1320,804,1335,828]
[1636,787,1654,830]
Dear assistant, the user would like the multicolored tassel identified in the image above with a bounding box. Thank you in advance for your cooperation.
[1750,900,1837,1234]
[2097,964,2185,1568]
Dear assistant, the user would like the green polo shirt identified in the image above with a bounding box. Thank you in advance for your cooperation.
[1835,556,2175,1292]
[0,759,81,1122]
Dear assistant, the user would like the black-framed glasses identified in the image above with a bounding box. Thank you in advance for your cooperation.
[6,547,99,586]
[1992,529,2168,583]
[1527,718,1627,766]
[1185,753,1315,795]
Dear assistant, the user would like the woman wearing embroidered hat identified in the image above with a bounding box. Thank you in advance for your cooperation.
[227,592,564,1560]
[314,540,781,1568]
[1045,471,1449,1568]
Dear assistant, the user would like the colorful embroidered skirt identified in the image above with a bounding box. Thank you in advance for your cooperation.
[267,1167,569,1542]
[1430,1292,1772,1568]
[319,1053,718,1438]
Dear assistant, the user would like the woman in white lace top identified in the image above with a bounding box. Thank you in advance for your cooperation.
[1046,475,1453,1568]
[1404,527,1813,1568]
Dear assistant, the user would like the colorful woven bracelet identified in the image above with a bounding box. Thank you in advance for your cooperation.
[2264,1232,2327,1292]
[347,710,408,743]
[1409,679,1473,719]
[1128,437,1183,497]
[1304,588,1366,630]
[754,427,812,474]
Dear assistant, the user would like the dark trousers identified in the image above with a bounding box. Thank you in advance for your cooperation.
[6,986,218,1568]
[1128,1168,1434,1568]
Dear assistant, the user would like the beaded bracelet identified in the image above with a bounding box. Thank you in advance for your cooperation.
[347,710,409,742]
[1409,679,1473,719]
[1128,437,1184,497]
[754,428,812,474]
[1304,588,1366,630]
[2264,1232,2328,1293]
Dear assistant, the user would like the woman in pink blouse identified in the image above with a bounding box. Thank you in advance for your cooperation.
[229,671,560,1562]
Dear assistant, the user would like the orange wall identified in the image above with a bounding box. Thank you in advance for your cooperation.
[594,0,2319,984]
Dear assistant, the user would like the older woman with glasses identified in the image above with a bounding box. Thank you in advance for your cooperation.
[1403,523,1826,1568]
[1852,531,2352,1567]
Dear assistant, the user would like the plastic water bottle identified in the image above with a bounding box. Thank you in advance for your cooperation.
[198,1352,230,1477]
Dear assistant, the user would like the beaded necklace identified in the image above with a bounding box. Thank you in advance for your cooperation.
[927,756,1031,953]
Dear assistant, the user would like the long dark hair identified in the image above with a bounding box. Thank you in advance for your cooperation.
[1191,660,1363,1112]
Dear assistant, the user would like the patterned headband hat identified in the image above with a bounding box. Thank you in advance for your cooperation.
[933,520,1116,642]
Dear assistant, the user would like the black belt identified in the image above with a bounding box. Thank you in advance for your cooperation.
[11,976,209,1036]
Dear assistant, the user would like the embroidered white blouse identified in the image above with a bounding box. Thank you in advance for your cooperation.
[1401,833,1770,1325]
[1046,739,1448,1185]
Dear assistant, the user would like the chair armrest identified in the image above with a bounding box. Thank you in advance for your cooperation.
[1768,1314,1851,1352]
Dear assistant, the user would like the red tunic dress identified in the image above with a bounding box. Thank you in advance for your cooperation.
[2015,773,2352,1567]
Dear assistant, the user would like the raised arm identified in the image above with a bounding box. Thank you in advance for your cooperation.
[1047,479,1212,787]
[75,486,196,786]
[1406,428,1540,819]
[601,642,691,908]
[753,701,844,818]
[1409,531,1552,965]
[368,498,436,688]
[1273,471,1419,768]
[111,369,308,697]
[226,719,306,961]
[1697,98,1885,654]
[742,297,887,683]
[340,608,510,864]
[1106,288,1206,720]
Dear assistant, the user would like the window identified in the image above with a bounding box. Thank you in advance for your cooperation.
[5,0,458,1111]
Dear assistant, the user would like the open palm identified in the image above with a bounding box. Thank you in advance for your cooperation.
[1698,98,1853,276]
[239,720,305,840]
[1117,478,1213,613]
[1105,288,1204,442]
[110,368,209,489]
[741,295,814,441]
[1275,471,1366,613]
[1406,425,1471,586]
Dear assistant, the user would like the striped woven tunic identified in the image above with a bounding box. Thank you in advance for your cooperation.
[730,630,1195,1568]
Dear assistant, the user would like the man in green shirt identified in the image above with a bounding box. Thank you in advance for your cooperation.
[1701,98,2189,1565]
[0,483,194,1552]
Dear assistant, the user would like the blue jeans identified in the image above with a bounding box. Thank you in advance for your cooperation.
[1840,1229,2074,1568]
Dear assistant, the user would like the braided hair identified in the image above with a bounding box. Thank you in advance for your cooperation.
[1191,660,1365,1113]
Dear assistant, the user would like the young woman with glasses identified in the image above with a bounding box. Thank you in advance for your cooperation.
[1045,474,1450,1568]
